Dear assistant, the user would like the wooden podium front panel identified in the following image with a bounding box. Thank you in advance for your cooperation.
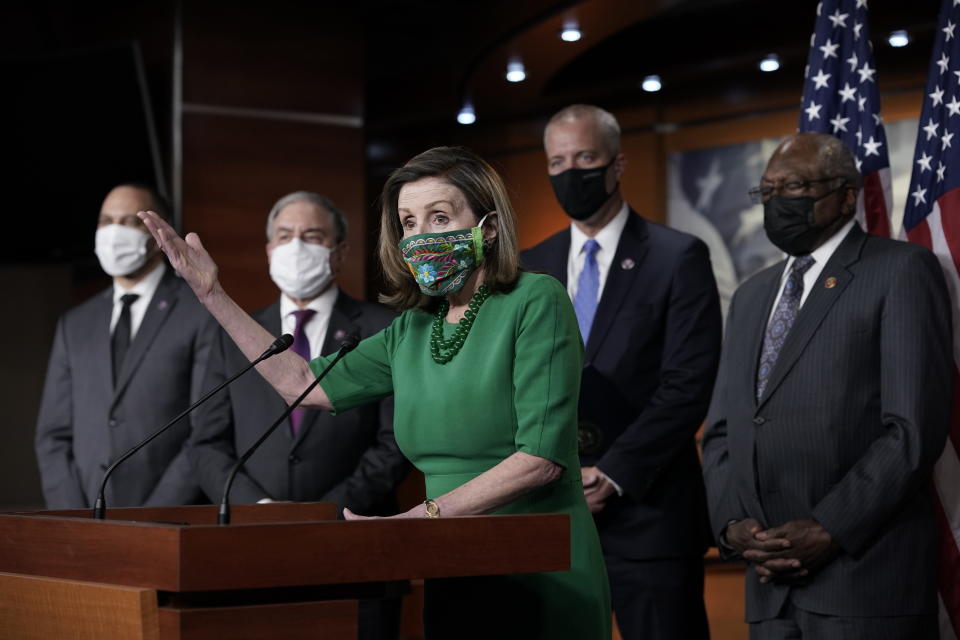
[176,514,571,590]
[0,572,159,640]
[157,600,357,640]
[0,506,569,592]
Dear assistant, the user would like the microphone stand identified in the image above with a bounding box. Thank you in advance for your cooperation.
[218,336,358,525]
[93,334,293,520]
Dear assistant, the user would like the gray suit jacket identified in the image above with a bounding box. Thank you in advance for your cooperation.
[188,292,408,516]
[702,224,953,621]
[35,268,217,508]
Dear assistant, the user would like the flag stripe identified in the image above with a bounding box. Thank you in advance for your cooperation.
[940,189,960,279]
[934,485,960,637]
[861,170,891,237]
[927,206,960,368]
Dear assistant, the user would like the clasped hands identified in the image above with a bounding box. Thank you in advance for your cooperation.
[726,518,838,585]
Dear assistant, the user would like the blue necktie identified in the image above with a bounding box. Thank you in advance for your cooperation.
[573,239,601,342]
[756,255,816,400]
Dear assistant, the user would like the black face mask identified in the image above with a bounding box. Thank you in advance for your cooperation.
[549,159,617,221]
[763,187,844,256]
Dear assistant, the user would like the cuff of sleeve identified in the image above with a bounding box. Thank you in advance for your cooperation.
[596,468,624,496]
[717,519,741,560]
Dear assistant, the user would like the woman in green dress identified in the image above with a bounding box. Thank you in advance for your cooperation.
[139,146,610,639]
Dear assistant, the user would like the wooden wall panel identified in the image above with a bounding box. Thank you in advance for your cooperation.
[179,6,366,312]
[182,114,366,311]
[181,2,362,115]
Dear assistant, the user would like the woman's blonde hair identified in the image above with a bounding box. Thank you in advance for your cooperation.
[377,146,520,310]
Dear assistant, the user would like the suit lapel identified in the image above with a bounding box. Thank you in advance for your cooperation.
[757,226,865,409]
[256,300,301,445]
[112,271,180,404]
[540,229,571,287]
[749,265,786,407]
[292,291,361,448]
[585,212,648,362]
[94,289,115,400]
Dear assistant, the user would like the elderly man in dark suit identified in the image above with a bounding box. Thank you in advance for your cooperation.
[35,184,216,508]
[188,191,408,640]
[702,132,952,639]
[522,104,722,640]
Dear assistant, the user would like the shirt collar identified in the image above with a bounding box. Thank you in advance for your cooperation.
[569,201,629,255]
[280,283,339,320]
[785,218,857,273]
[113,262,165,305]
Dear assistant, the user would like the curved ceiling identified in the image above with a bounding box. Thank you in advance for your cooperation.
[366,0,937,136]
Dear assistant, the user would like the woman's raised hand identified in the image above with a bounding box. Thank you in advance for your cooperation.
[138,211,220,302]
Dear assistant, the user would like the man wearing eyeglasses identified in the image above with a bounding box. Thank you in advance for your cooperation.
[702,132,952,639]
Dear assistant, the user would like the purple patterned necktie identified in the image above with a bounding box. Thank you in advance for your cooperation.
[756,255,815,400]
[573,239,601,341]
[289,308,316,435]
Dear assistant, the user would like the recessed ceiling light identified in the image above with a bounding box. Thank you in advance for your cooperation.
[457,104,476,125]
[505,60,526,83]
[888,30,910,48]
[560,26,581,42]
[759,53,780,72]
[641,74,662,93]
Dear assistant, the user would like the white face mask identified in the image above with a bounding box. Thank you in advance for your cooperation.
[269,238,334,300]
[95,224,151,277]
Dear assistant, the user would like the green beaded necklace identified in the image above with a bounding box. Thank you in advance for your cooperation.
[430,284,492,364]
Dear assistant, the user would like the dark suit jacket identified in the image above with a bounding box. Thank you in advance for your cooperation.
[702,224,953,620]
[35,268,217,508]
[522,210,722,559]
[189,291,408,516]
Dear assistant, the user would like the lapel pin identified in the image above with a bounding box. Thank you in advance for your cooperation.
[824,277,837,289]
[620,258,636,270]
[334,329,348,341]
[157,299,169,310]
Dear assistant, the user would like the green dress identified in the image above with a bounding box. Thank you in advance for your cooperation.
[310,272,611,639]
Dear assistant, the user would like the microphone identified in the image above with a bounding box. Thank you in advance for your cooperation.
[92,334,294,520]
[218,333,360,525]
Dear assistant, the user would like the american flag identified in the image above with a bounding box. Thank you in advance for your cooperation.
[799,0,892,237]
[904,1,960,637]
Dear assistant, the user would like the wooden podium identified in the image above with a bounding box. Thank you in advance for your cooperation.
[0,503,570,639]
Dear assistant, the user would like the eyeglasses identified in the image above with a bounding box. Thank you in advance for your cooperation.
[747,177,843,204]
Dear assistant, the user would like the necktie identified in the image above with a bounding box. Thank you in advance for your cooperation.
[111,293,140,386]
[289,308,317,436]
[573,239,601,342]
[756,255,815,400]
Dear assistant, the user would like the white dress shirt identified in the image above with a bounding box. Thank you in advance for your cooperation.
[567,202,630,300]
[565,203,630,496]
[110,262,166,338]
[767,219,856,323]
[280,284,339,360]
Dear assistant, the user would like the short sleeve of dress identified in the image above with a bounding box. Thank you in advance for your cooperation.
[309,318,398,415]
[512,274,583,467]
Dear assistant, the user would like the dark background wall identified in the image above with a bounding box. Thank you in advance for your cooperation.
[0,0,932,510]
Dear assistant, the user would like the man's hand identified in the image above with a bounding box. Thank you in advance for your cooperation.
[724,519,790,555]
[743,519,838,584]
[581,466,616,514]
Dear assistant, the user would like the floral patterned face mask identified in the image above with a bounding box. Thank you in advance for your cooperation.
[398,214,490,297]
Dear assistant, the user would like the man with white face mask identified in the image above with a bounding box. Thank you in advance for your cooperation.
[188,192,408,639]
[35,184,216,509]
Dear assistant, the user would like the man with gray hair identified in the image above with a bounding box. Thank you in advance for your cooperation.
[189,191,408,639]
[522,104,722,640]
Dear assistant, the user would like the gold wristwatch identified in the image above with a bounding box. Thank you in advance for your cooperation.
[424,499,440,518]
